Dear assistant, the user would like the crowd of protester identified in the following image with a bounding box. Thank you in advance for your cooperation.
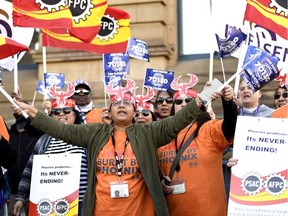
[0,72,286,216]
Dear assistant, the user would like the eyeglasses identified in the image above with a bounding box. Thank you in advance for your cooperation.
[52,107,73,115]
[156,97,173,105]
[74,89,91,95]
[273,92,288,100]
[112,100,134,107]
[174,98,193,105]
[135,110,150,118]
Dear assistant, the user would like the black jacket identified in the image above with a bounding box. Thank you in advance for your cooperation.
[0,136,17,189]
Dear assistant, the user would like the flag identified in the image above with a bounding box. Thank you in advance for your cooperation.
[42,7,131,54]
[0,35,29,60]
[127,38,150,61]
[35,80,46,95]
[103,53,129,87]
[0,0,34,71]
[44,73,65,89]
[13,0,72,28]
[240,45,280,92]
[215,25,247,58]
[244,0,288,40]
[144,68,174,92]
[69,0,108,43]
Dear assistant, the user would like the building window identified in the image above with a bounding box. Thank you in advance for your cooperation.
[178,0,212,59]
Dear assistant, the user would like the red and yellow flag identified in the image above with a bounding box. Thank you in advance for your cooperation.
[0,115,9,142]
[42,7,131,54]
[69,0,108,43]
[13,0,72,28]
[0,35,29,60]
[244,0,288,40]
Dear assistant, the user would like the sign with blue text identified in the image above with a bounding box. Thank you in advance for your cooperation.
[228,116,288,216]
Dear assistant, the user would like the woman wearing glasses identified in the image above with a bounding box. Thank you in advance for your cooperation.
[158,74,237,216]
[273,79,288,109]
[134,86,157,124]
[13,83,87,216]
[155,91,174,120]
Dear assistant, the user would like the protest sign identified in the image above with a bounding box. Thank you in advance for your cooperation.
[29,154,82,215]
[228,116,288,216]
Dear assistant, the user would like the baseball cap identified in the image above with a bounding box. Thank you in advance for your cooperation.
[73,78,91,91]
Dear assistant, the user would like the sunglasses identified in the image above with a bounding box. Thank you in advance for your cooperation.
[273,92,288,100]
[174,98,193,105]
[52,107,73,115]
[74,89,91,95]
[112,100,134,107]
[156,97,173,105]
[135,110,150,118]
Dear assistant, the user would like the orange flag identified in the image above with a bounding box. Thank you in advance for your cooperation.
[244,0,288,40]
[42,7,131,54]
[69,0,108,43]
[0,35,29,60]
[13,0,72,28]
[0,115,9,142]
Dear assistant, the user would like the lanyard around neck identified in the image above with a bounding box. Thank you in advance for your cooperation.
[174,124,193,172]
[111,130,130,178]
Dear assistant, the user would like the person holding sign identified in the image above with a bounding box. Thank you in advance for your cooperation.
[13,83,87,216]
[158,74,237,216]
[11,78,233,216]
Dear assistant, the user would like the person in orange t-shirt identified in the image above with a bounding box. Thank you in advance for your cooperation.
[158,74,237,216]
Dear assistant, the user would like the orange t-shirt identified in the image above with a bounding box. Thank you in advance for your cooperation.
[157,120,230,216]
[94,130,154,216]
[0,115,9,142]
[85,108,103,124]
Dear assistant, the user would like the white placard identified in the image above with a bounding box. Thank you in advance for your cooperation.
[29,154,82,215]
[228,116,288,216]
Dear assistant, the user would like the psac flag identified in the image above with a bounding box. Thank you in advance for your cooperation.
[127,38,150,61]
[42,7,131,54]
[0,35,29,59]
[240,45,280,92]
[13,0,72,28]
[244,0,288,40]
[215,25,247,58]
[104,53,129,87]
[144,68,174,92]
[44,73,65,89]
[69,0,108,43]
[35,80,46,95]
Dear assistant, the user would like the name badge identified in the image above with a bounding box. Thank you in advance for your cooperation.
[171,178,186,194]
[110,181,129,198]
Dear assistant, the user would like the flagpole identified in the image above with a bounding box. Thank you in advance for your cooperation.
[31,91,37,107]
[13,54,18,93]
[208,0,213,111]
[42,46,49,115]
[208,0,213,83]
[102,54,107,108]
[220,57,226,82]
